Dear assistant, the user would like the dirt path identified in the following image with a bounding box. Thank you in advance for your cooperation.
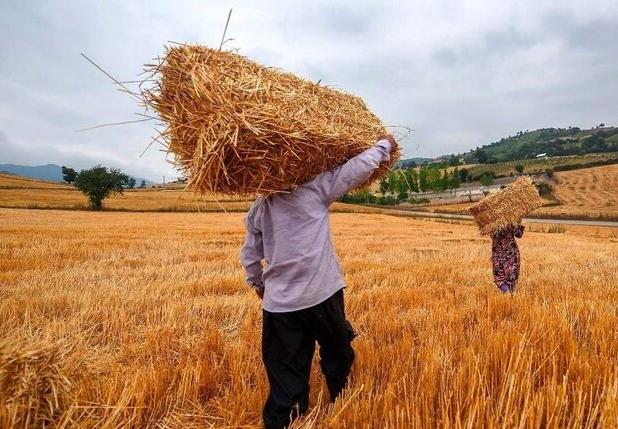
[373,207,618,228]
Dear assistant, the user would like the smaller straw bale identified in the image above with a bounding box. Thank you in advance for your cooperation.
[142,45,399,195]
[469,177,544,235]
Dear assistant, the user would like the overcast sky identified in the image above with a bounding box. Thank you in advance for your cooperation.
[1,0,617,180]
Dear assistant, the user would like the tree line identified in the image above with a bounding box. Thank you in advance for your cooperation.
[377,165,494,200]
[340,164,497,205]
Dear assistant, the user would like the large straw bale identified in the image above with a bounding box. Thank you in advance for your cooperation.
[469,177,544,235]
[142,45,399,195]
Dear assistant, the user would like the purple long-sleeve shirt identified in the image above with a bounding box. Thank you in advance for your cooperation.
[240,139,392,312]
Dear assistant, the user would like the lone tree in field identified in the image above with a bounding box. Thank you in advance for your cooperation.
[127,177,136,189]
[61,166,77,184]
[74,166,130,210]
[515,164,525,174]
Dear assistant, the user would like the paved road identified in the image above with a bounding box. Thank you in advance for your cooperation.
[374,207,618,228]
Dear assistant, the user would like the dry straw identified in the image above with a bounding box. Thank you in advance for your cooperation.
[0,342,72,427]
[142,45,399,195]
[469,176,544,235]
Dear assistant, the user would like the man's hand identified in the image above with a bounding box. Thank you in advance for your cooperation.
[254,286,265,300]
[377,134,398,152]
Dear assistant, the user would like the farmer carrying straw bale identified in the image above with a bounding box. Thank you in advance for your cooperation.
[142,44,400,429]
[469,177,544,293]
[241,134,397,429]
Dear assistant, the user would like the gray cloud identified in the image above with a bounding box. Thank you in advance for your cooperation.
[1,0,617,178]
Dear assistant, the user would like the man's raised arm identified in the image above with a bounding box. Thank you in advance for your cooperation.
[307,135,397,204]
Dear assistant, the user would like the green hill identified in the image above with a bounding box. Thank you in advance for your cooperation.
[396,157,433,168]
[462,126,618,163]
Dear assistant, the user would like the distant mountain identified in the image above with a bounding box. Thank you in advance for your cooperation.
[0,163,63,182]
[396,157,434,168]
[0,163,156,186]
[461,126,618,164]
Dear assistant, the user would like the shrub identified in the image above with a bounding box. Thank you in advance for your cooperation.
[535,181,553,196]
[376,195,399,205]
[397,189,409,201]
[479,173,495,186]
[408,197,430,204]
[339,190,378,204]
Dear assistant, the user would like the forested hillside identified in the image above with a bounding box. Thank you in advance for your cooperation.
[462,126,618,163]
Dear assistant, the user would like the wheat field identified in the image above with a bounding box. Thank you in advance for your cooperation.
[418,165,618,220]
[1,208,617,428]
[0,174,406,216]
[3,165,617,220]
[0,174,71,189]
[0,173,252,212]
[536,164,618,219]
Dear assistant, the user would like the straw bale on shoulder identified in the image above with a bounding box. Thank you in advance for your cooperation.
[143,45,399,195]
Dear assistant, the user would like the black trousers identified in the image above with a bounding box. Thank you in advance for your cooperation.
[262,289,356,429]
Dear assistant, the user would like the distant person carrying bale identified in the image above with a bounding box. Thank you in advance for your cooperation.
[469,177,544,293]
[142,44,400,429]
[491,224,525,293]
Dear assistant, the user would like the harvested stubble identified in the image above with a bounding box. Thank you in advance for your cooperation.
[143,45,399,195]
[3,209,618,427]
[0,341,71,428]
[470,177,544,235]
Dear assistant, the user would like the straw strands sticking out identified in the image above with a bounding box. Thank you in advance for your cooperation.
[141,45,399,195]
[0,341,72,427]
[469,177,544,235]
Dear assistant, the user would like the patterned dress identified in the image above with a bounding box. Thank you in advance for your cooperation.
[491,224,524,293]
